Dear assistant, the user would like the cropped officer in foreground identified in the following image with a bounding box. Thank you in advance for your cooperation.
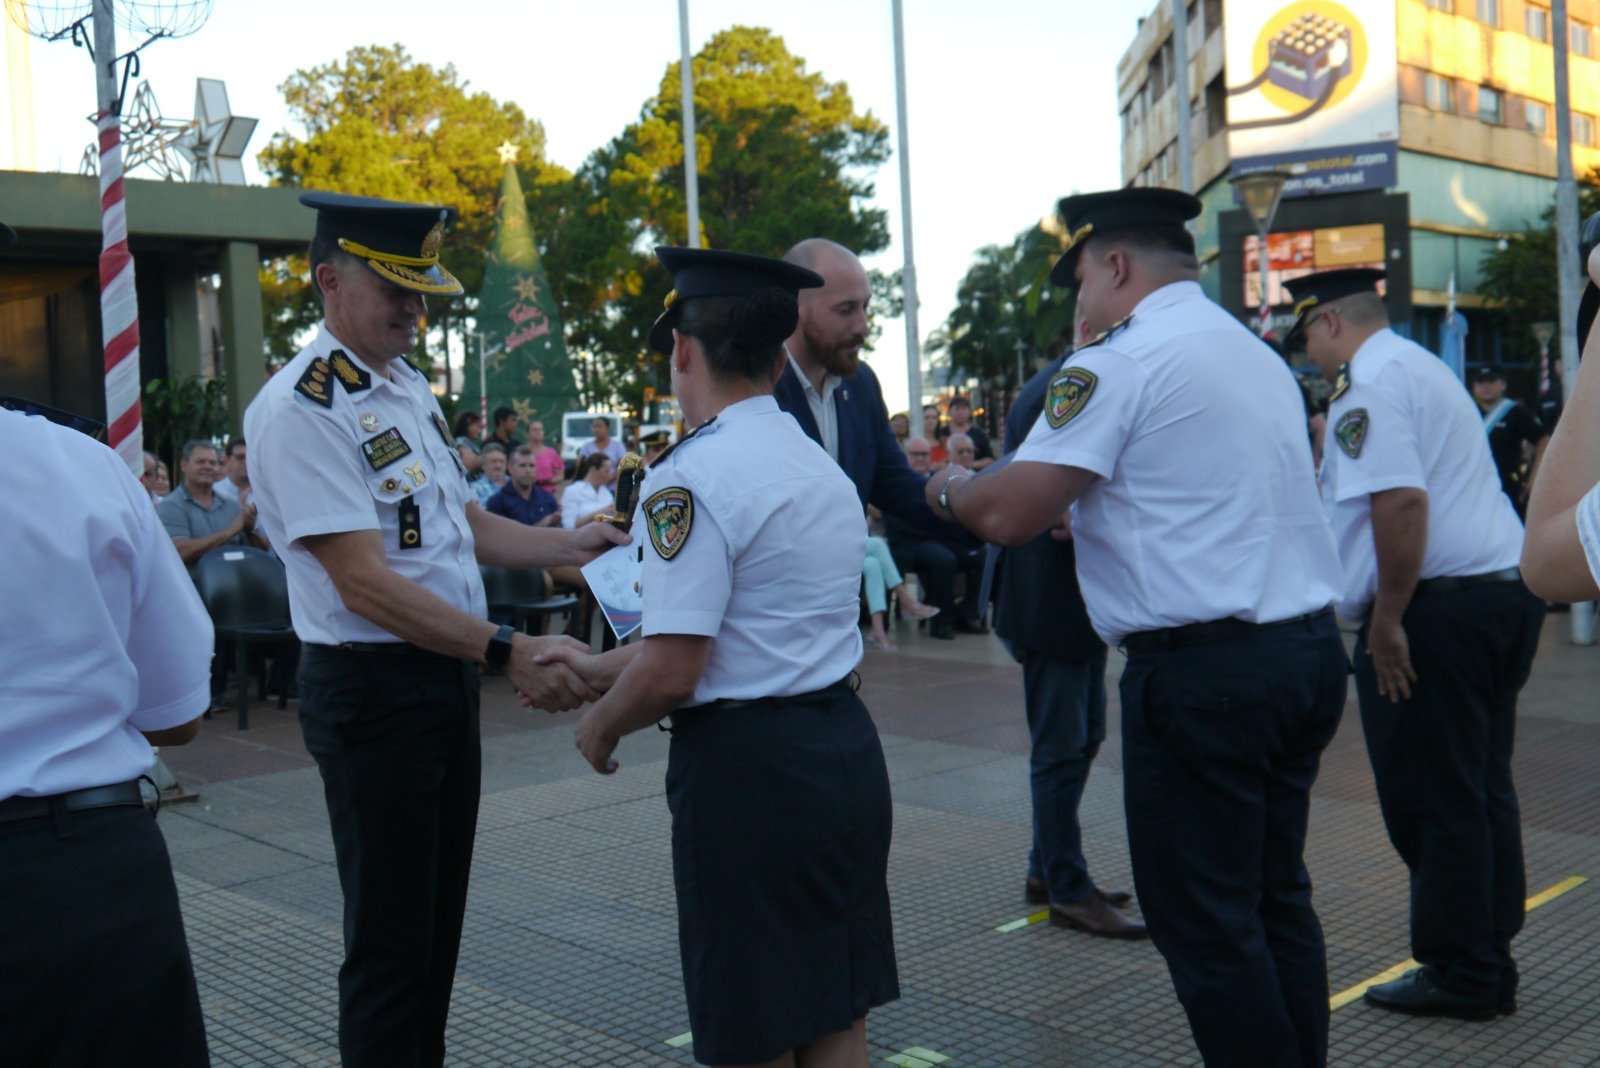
[2,215,212,1066]
[926,188,1347,1067]
[244,193,624,1067]
[1287,268,1544,1022]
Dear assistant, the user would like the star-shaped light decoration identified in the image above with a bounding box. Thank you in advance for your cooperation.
[487,348,509,375]
[526,370,545,388]
[514,275,541,303]
[498,141,519,165]
[512,398,537,423]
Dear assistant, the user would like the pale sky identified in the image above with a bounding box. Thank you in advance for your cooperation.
[10,0,1145,414]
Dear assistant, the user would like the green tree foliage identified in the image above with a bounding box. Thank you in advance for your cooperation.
[1478,168,1600,364]
[927,220,1076,401]
[544,25,892,403]
[257,44,568,367]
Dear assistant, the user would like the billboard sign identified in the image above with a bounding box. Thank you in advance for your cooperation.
[1225,0,1399,198]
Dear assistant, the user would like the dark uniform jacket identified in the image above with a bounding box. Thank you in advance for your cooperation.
[776,360,937,524]
[1482,400,1546,498]
[992,353,1104,661]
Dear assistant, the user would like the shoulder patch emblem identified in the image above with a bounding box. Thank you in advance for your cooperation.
[644,487,694,560]
[1334,407,1369,459]
[328,350,371,393]
[1330,368,1351,403]
[1045,365,1098,429]
[294,357,334,408]
[361,427,413,470]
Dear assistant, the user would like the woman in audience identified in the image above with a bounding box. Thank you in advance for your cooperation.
[863,534,938,651]
[452,410,484,476]
[560,453,615,529]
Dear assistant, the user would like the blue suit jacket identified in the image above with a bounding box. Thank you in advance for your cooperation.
[775,359,937,524]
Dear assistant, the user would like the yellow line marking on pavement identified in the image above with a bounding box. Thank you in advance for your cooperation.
[995,908,1050,932]
[1329,875,1588,1011]
[886,1048,951,1067]
[665,1031,693,1048]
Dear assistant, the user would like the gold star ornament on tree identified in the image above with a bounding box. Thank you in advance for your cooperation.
[526,370,545,388]
[497,141,519,165]
[514,275,541,303]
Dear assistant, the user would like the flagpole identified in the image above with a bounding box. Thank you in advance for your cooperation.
[474,331,486,433]
[677,0,701,249]
[891,0,922,413]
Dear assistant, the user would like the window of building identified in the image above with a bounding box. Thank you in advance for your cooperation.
[1526,5,1550,42]
[1574,22,1593,57]
[1478,86,1504,124]
[1526,100,1550,135]
[1575,113,1596,146]
[1425,72,1456,112]
[1477,0,1499,27]
[1206,74,1227,138]
[1426,0,1453,9]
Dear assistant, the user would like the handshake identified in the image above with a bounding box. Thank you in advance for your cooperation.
[504,633,614,712]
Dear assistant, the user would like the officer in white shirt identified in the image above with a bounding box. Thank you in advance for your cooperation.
[531,247,898,1067]
[244,193,624,1068]
[1286,268,1544,1023]
[925,188,1347,1068]
[1,306,213,1064]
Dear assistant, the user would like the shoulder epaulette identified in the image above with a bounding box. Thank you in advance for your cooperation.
[647,415,717,468]
[294,357,334,408]
[1330,367,1351,402]
[328,350,371,393]
[1080,314,1133,351]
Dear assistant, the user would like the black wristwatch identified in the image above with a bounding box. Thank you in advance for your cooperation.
[484,624,516,670]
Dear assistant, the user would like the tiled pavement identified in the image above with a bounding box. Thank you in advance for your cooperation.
[159,615,1600,1066]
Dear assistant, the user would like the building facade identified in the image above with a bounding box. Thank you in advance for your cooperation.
[1117,0,1600,380]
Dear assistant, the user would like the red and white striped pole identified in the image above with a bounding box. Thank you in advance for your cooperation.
[93,0,142,471]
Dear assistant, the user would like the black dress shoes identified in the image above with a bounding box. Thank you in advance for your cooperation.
[1363,967,1498,1022]
[930,621,955,640]
[1048,891,1148,939]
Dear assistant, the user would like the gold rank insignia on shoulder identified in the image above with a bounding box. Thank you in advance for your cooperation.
[1334,407,1368,459]
[1081,314,1133,351]
[1045,365,1099,429]
[295,357,334,408]
[644,486,694,560]
[328,350,371,393]
[1330,368,1351,402]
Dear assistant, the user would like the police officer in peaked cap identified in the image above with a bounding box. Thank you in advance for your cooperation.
[244,192,626,1066]
[1287,266,1543,1023]
[530,246,900,1066]
[925,187,1348,1067]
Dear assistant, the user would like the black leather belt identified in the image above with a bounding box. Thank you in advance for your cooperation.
[0,780,147,825]
[670,673,859,723]
[309,641,463,662]
[1414,568,1521,596]
[1120,609,1334,657]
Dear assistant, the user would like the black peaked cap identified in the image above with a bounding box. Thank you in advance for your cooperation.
[1049,187,1203,287]
[300,191,463,296]
[648,246,825,355]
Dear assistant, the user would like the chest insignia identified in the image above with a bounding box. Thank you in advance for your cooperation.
[432,413,454,448]
[1044,366,1098,429]
[644,486,694,560]
[294,357,334,408]
[404,461,428,487]
[361,427,413,471]
[360,412,379,431]
[1330,368,1351,403]
[1334,407,1369,459]
[328,350,371,393]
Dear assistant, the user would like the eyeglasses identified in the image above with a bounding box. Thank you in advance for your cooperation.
[0,396,107,440]
[906,450,931,458]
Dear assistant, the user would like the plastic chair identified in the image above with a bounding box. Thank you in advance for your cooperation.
[196,546,297,730]
[479,565,579,638]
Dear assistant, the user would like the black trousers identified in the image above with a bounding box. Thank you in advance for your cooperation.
[0,802,208,1067]
[1121,613,1347,1068]
[888,538,984,626]
[299,644,482,1068]
[1354,581,1544,1002]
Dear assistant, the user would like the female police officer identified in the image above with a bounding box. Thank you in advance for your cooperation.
[535,247,900,1067]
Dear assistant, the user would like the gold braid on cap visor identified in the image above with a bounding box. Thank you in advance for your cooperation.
[337,237,464,296]
[1063,223,1095,252]
[1292,295,1320,318]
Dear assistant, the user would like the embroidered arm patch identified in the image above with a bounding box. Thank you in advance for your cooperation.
[644,487,694,560]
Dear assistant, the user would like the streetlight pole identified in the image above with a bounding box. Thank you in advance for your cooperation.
[677,0,702,249]
[891,0,923,414]
[1231,170,1290,338]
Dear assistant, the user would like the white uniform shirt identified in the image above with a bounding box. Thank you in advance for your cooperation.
[244,323,486,645]
[786,350,842,461]
[1015,281,1342,645]
[1,410,213,799]
[1578,482,1600,587]
[639,395,865,704]
[212,476,246,503]
[1320,328,1523,618]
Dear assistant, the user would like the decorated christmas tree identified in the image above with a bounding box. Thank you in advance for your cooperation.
[462,143,578,434]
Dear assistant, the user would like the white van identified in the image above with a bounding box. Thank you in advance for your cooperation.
[560,411,624,466]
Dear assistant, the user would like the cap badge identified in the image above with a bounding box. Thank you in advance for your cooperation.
[420,214,446,259]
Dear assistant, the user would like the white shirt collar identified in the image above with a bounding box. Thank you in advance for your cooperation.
[315,321,408,386]
[786,348,840,400]
[1130,279,1205,319]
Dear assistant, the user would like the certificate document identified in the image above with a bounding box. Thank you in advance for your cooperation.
[580,543,643,640]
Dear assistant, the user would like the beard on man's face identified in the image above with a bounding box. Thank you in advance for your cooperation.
[805,320,865,378]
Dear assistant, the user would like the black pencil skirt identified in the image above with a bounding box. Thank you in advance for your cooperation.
[666,681,899,1065]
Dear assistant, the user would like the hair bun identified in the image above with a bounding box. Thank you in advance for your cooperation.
[732,287,799,350]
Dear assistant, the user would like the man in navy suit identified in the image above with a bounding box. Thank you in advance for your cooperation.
[776,239,933,526]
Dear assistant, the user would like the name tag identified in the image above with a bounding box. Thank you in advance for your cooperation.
[362,428,413,471]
